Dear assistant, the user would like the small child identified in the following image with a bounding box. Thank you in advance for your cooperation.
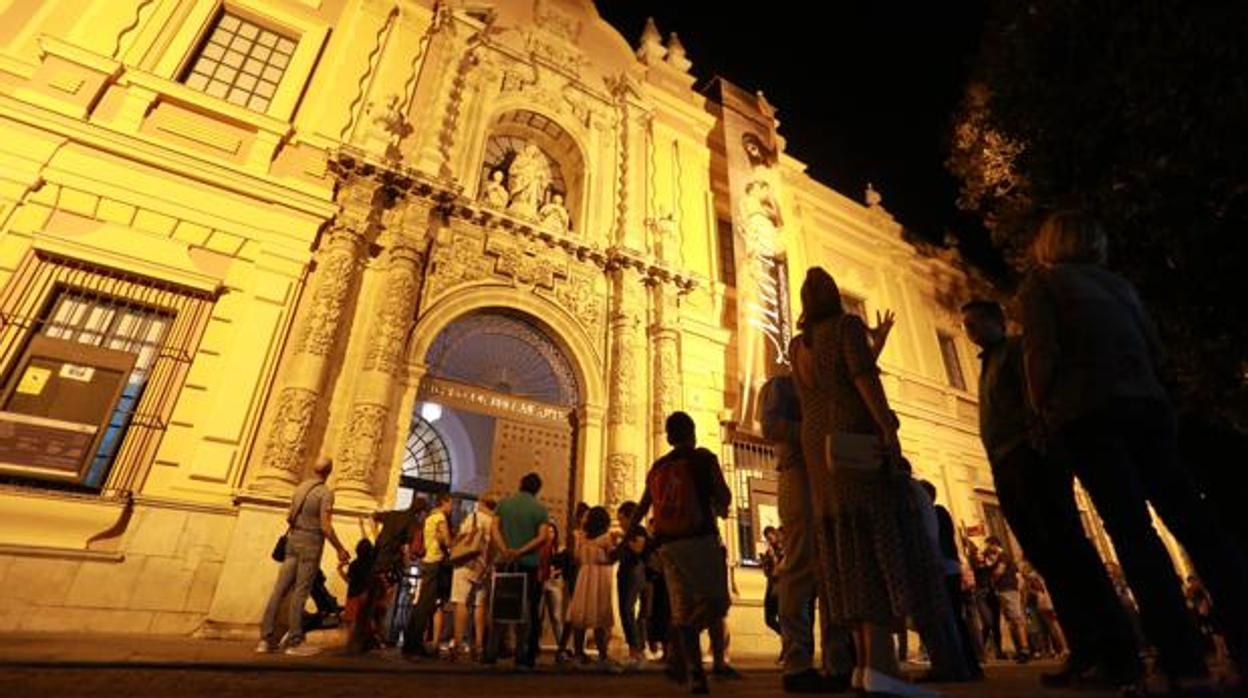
[566,506,620,672]
[339,538,376,639]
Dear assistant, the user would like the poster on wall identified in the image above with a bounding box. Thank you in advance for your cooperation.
[717,79,795,430]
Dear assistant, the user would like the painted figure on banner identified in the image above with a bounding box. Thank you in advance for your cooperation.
[735,131,792,429]
[506,143,551,219]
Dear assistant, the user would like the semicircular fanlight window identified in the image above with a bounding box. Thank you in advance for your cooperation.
[425,310,579,407]
[402,415,451,486]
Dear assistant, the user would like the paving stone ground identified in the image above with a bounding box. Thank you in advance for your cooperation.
[0,632,1151,698]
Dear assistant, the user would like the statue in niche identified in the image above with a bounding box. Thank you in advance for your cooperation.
[480,169,510,209]
[539,191,570,232]
[506,143,551,219]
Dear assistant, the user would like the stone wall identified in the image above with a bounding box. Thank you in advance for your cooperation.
[0,501,235,634]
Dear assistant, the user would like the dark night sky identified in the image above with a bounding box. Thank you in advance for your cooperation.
[596,1,990,254]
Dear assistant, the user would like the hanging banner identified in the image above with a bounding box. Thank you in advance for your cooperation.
[717,79,794,430]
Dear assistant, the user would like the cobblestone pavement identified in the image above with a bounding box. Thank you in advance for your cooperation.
[1,663,1131,698]
[10,632,1238,698]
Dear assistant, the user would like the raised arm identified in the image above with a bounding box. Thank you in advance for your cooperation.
[837,317,902,459]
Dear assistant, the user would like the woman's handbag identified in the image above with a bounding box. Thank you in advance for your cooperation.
[823,431,884,472]
[449,512,487,567]
[271,484,319,563]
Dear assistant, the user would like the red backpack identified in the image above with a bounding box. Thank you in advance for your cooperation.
[407,513,427,561]
[648,449,711,540]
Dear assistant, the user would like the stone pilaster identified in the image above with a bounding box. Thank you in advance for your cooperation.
[604,263,645,510]
[335,200,432,506]
[249,182,376,493]
[649,280,682,459]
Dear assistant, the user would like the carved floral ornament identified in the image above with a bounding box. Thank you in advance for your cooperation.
[338,403,389,486]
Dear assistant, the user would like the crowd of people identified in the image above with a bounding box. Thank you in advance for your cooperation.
[255,211,1244,697]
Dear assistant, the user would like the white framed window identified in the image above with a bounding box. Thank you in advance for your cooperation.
[937,330,967,391]
[181,11,296,113]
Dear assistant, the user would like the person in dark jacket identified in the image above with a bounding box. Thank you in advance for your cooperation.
[919,480,983,680]
[1020,210,1248,693]
[963,297,1140,688]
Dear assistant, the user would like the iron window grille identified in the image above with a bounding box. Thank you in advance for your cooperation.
[731,434,777,565]
[0,253,214,493]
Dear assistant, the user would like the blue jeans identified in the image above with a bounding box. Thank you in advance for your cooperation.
[617,562,645,651]
[260,533,323,647]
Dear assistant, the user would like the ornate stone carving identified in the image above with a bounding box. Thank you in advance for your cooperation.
[524,29,586,77]
[534,0,582,44]
[487,236,569,290]
[361,259,421,376]
[652,286,682,435]
[549,272,602,337]
[336,402,388,489]
[654,333,680,427]
[606,269,642,427]
[261,386,319,476]
[425,227,495,301]
[604,452,636,511]
[607,333,638,427]
[297,246,358,357]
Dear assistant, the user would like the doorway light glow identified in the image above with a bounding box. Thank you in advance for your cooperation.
[420,401,443,423]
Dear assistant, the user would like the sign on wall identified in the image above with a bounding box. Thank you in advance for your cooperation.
[717,79,795,430]
[0,336,134,484]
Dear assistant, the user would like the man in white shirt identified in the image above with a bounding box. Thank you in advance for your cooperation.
[450,497,496,658]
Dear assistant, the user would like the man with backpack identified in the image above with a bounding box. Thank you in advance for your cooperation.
[628,412,732,694]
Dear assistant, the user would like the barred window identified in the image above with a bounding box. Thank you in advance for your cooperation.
[731,435,777,565]
[182,11,295,112]
[0,254,213,493]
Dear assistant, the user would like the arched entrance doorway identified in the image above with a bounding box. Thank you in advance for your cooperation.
[401,309,581,527]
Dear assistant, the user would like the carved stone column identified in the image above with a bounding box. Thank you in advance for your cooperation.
[649,279,682,459]
[335,200,432,505]
[250,182,375,493]
[604,263,645,510]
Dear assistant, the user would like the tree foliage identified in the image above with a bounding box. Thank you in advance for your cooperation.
[949,0,1248,426]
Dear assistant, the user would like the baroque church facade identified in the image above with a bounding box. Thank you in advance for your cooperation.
[0,0,1108,648]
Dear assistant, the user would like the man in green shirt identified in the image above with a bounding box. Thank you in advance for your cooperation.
[491,472,551,668]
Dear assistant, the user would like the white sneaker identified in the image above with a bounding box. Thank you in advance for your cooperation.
[863,668,941,698]
[254,640,279,654]
[851,667,864,690]
[284,643,322,657]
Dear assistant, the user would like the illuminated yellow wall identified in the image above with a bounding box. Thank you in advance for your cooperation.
[0,0,1055,650]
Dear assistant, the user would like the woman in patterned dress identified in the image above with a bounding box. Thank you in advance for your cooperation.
[790,266,938,698]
